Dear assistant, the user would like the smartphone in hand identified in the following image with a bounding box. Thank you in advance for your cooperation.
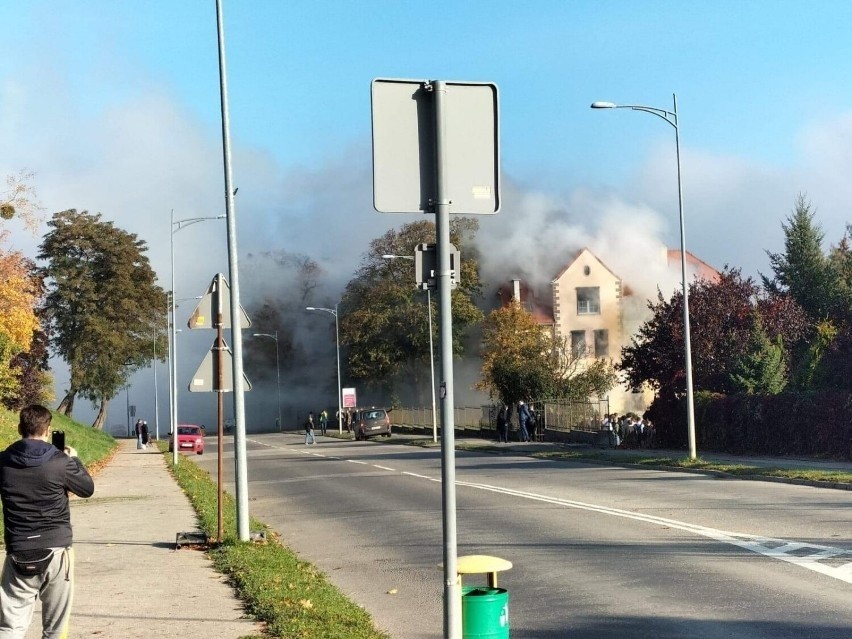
[51,430,66,451]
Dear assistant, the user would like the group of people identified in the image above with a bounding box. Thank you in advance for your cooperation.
[134,418,150,449]
[495,400,538,443]
[602,413,655,448]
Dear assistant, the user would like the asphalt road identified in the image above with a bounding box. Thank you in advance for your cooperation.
[197,433,852,639]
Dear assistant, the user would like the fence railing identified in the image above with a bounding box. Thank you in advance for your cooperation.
[393,399,609,433]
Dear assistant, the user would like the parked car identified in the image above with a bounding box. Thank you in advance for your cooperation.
[354,408,392,440]
[169,424,205,455]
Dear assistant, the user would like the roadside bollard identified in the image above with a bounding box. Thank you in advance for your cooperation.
[457,555,512,638]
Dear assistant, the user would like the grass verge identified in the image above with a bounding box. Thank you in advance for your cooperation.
[164,445,390,639]
[525,449,852,485]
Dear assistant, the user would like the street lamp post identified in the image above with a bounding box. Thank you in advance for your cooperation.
[305,305,342,434]
[170,210,225,465]
[382,254,438,443]
[252,332,281,432]
[153,329,160,441]
[591,94,697,459]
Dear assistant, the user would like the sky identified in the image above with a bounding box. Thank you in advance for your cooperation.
[2,1,851,431]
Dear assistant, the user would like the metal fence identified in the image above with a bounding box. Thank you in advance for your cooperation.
[393,399,608,434]
[392,406,488,429]
[532,398,610,433]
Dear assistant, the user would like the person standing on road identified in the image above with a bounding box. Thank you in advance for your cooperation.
[304,413,316,445]
[319,410,328,436]
[517,400,532,442]
[0,404,95,638]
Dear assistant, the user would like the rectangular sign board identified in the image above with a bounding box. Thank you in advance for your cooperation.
[342,388,357,408]
[371,78,500,215]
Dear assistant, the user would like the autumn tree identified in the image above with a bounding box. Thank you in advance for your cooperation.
[0,252,41,404]
[478,301,618,405]
[339,219,483,401]
[38,210,168,429]
[620,268,808,400]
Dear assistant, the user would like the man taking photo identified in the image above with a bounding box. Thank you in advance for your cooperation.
[0,404,95,638]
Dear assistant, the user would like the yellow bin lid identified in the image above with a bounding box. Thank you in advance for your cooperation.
[456,555,513,575]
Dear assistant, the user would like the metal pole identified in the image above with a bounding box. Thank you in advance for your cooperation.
[215,0,250,541]
[335,304,342,435]
[126,385,130,438]
[216,273,225,543]
[274,331,281,433]
[433,80,461,639]
[673,93,697,460]
[427,289,437,443]
[590,95,697,460]
[153,329,160,441]
[171,209,179,466]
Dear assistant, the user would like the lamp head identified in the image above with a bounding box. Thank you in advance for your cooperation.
[590,101,617,109]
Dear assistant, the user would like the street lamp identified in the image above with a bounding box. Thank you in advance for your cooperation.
[170,210,225,465]
[252,332,281,432]
[591,94,697,459]
[305,305,342,434]
[382,254,438,443]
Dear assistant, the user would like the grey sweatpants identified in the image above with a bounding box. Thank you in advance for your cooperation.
[0,547,74,639]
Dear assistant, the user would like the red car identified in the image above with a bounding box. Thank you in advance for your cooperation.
[169,424,205,455]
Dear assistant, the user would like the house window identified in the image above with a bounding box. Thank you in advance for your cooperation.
[576,287,600,314]
[571,330,587,357]
[594,329,609,357]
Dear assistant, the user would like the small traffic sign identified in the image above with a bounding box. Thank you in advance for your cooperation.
[415,243,459,290]
[189,337,252,392]
[188,275,252,330]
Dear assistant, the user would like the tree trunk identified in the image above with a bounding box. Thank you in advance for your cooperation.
[57,389,76,416]
[91,398,108,430]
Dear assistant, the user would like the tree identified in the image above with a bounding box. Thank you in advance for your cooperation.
[339,219,483,400]
[0,251,41,404]
[1,170,44,233]
[38,210,168,429]
[764,195,842,322]
[478,301,618,405]
[729,316,787,395]
[764,199,851,389]
[620,268,807,400]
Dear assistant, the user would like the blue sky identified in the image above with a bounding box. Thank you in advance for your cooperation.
[3,1,851,427]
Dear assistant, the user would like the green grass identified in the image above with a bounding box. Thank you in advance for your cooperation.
[526,449,852,485]
[164,444,391,639]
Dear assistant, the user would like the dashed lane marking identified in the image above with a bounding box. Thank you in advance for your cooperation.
[247,437,852,583]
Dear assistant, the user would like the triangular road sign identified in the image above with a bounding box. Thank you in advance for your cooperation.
[189,337,252,392]
[188,275,252,330]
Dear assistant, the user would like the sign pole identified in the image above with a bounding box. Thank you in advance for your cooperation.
[433,80,461,639]
[216,273,225,543]
[215,0,250,541]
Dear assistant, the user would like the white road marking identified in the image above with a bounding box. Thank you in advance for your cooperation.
[403,472,440,482]
[247,436,852,583]
[456,480,852,585]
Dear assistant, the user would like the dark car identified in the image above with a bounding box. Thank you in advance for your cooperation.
[354,408,392,440]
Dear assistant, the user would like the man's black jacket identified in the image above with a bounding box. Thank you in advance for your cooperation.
[0,438,95,552]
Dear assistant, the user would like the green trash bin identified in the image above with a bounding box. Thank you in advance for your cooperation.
[461,586,509,639]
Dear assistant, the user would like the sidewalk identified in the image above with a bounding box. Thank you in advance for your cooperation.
[24,439,263,639]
